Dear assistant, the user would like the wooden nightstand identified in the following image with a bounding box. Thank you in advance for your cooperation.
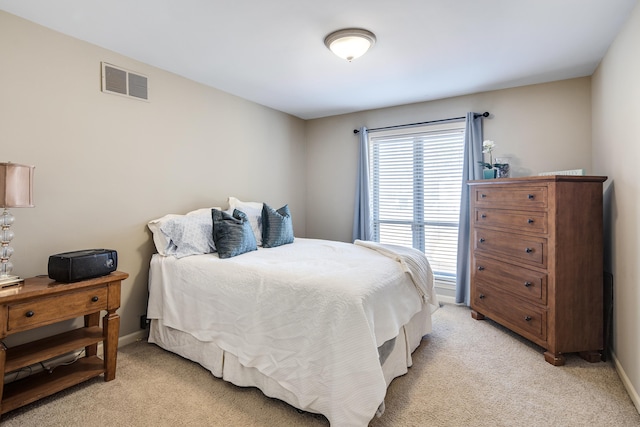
[0,271,128,415]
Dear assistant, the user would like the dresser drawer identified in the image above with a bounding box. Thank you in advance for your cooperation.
[475,209,547,234]
[7,287,109,332]
[473,284,547,341]
[473,256,547,305]
[474,228,547,267]
[473,186,547,209]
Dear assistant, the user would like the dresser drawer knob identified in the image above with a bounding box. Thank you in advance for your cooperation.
[481,214,487,218]
[477,266,485,271]
[479,238,485,243]
[528,194,535,199]
[525,247,533,253]
[527,218,535,224]
[524,316,532,322]
[25,310,34,318]
[479,294,486,299]
[524,281,532,287]
[480,194,487,198]
[91,296,99,302]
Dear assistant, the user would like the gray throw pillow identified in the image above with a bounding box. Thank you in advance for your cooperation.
[261,203,294,248]
[211,209,257,258]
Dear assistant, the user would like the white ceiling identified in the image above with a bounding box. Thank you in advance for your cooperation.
[1,0,637,119]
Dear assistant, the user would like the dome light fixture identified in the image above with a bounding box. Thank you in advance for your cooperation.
[324,28,376,62]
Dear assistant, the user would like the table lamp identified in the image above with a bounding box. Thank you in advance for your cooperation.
[0,162,35,284]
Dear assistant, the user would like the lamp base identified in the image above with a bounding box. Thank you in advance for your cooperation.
[0,275,22,288]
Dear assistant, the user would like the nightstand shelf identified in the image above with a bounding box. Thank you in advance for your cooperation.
[0,271,128,416]
[2,356,105,414]
[5,326,103,372]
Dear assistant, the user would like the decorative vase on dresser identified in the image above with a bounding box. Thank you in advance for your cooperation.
[468,175,607,366]
[482,169,496,179]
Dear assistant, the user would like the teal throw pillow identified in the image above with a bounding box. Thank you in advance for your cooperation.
[211,209,257,258]
[261,203,294,248]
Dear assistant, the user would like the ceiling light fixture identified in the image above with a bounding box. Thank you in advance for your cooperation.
[324,28,376,62]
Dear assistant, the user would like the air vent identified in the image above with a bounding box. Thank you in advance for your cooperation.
[101,62,148,101]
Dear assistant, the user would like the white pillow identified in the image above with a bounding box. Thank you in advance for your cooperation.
[148,207,220,257]
[228,197,263,246]
[148,214,181,256]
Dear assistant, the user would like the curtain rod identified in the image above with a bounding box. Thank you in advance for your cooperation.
[353,111,489,134]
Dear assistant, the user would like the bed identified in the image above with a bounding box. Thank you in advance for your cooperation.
[146,201,438,426]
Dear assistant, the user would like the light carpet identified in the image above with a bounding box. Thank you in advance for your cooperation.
[2,304,639,426]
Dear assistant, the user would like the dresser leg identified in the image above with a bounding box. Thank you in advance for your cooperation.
[544,351,566,366]
[471,310,485,320]
[579,350,603,363]
[103,310,120,381]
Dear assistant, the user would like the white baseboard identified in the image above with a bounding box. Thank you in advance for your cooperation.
[118,329,148,347]
[612,350,640,414]
[435,294,458,305]
[96,329,148,354]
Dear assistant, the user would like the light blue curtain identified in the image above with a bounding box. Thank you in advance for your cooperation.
[455,113,484,305]
[352,127,372,242]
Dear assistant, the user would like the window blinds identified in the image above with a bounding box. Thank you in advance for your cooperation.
[369,122,465,282]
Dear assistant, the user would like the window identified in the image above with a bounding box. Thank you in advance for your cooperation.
[368,121,465,285]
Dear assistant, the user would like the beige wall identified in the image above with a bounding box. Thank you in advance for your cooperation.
[592,1,640,411]
[305,78,592,242]
[0,11,307,341]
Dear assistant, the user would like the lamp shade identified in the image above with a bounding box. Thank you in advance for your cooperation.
[0,162,35,208]
[324,28,376,62]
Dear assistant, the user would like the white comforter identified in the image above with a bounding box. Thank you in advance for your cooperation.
[147,238,436,426]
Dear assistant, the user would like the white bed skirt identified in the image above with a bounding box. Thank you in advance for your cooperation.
[148,304,432,421]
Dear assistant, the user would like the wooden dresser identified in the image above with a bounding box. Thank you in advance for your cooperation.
[468,176,607,365]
